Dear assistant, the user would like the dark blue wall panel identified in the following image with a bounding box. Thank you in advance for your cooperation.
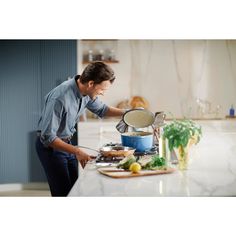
[40,40,77,100]
[0,40,77,183]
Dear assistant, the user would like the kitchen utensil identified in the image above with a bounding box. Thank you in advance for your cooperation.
[121,131,153,152]
[116,118,129,133]
[98,167,175,178]
[95,163,117,168]
[116,108,155,133]
[77,145,100,153]
[123,109,155,128]
[153,112,166,127]
[151,112,166,143]
[78,145,135,157]
[99,146,135,157]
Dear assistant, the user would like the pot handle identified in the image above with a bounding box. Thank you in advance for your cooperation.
[154,112,166,127]
[116,119,129,133]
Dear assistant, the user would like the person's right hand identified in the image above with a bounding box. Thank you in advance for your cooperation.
[75,148,92,168]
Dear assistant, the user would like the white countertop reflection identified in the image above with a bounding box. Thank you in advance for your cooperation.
[69,120,236,197]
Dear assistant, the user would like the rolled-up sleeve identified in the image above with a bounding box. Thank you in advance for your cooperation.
[40,99,64,146]
[86,97,108,118]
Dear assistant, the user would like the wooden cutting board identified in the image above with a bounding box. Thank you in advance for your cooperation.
[97,167,175,178]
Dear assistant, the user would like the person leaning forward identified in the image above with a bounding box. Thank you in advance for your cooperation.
[35,61,125,196]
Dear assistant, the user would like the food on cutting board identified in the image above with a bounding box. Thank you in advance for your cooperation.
[138,155,167,170]
[117,155,136,170]
[117,154,167,171]
[129,162,141,173]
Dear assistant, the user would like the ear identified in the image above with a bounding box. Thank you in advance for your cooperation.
[87,80,94,88]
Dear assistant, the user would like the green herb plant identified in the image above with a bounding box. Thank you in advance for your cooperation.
[163,119,202,170]
[163,119,202,157]
[141,155,167,170]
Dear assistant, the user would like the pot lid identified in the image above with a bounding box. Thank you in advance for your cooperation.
[123,109,155,128]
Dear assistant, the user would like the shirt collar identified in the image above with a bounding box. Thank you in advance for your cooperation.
[72,75,83,99]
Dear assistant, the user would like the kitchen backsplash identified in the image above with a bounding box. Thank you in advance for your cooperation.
[78,40,236,119]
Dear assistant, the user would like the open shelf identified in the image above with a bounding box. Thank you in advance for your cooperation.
[225,115,236,119]
[82,60,119,64]
[81,40,119,65]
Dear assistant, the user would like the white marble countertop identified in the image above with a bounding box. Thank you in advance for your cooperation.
[69,120,236,196]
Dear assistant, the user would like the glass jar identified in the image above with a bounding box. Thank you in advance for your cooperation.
[108,49,115,61]
[88,50,93,62]
[97,49,105,61]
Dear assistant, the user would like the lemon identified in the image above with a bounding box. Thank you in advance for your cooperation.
[129,162,141,173]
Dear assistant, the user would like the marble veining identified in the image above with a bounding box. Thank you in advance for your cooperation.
[69,120,236,196]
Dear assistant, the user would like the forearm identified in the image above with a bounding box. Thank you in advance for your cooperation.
[105,106,125,117]
[49,137,78,154]
[48,137,92,166]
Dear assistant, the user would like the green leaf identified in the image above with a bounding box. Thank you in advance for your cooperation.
[163,118,202,150]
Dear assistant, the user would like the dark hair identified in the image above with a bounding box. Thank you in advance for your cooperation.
[79,61,116,85]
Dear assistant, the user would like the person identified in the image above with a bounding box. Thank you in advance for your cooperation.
[35,61,124,196]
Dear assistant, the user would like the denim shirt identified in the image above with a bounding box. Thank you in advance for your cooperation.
[38,77,108,146]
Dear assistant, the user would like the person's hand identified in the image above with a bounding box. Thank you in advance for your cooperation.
[75,148,92,168]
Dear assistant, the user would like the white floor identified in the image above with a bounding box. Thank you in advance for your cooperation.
[0,183,51,197]
[0,190,51,197]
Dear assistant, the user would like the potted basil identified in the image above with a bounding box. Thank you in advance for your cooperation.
[162,119,202,170]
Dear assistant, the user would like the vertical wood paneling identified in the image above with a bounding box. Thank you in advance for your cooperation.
[40,40,77,100]
[0,40,77,183]
[0,40,41,183]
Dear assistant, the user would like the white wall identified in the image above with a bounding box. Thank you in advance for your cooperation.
[78,40,236,119]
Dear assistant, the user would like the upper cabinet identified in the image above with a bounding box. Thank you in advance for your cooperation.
[80,40,119,64]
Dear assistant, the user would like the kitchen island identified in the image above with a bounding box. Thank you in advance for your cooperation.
[68,119,236,196]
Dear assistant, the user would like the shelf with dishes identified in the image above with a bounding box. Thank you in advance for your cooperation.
[82,59,119,64]
[81,39,119,65]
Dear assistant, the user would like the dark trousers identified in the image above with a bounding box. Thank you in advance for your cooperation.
[35,137,78,196]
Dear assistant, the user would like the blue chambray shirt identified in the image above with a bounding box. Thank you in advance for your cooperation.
[38,77,108,146]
